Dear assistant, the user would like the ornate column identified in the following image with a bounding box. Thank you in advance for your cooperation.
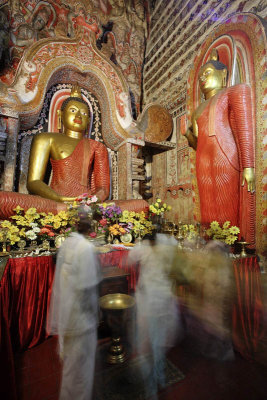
[1,112,19,192]
[115,138,145,200]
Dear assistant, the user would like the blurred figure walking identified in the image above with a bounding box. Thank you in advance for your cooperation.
[47,209,101,400]
[128,233,181,399]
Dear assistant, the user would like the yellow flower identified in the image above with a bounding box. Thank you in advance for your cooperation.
[122,210,129,218]
[223,221,231,229]
[225,235,237,245]
[19,228,26,237]
[57,211,69,220]
[163,203,167,208]
[53,221,61,229]
[229,226,240,235]
[25,207,37,215]
[1,220,12,228]
[167,206,171,211]
[210,221,220,229]
[157,199,161,203]
[13,205,24,214]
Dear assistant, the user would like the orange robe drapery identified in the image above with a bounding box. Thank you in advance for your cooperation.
[50,138,110,198]
[196,84,255,244]
[0,138,110,218]
[0,137,148,217]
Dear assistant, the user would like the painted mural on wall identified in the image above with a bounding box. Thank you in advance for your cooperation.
[0,0,148,115]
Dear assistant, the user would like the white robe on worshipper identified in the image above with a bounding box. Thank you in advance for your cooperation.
[128,234,181,398]
[47,232,101,400]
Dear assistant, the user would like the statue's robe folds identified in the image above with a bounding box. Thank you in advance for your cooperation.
[0,138,148,218]
[50,138,110,199]
[196,83,255,244]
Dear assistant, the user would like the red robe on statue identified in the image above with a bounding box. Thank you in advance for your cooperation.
[196,84,255,244]
[0,138,148,218]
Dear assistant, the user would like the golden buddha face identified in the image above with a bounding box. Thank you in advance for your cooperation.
[198,62,227,96]
[61,99,90,134]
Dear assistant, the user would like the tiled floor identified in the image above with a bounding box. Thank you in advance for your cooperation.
[14,334,267,400]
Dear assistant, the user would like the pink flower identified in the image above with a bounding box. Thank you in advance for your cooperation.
[99,218,108,226]
[91,195,98,203]
[89,232,97,238]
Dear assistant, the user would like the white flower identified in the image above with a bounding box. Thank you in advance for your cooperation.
[33,227,40,233]
[25,230,37,240]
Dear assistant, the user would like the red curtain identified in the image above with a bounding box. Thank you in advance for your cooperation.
[0,256,55,400]
[232,256,264,359]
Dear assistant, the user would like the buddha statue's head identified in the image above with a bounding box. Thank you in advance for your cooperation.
[198,49,228,98]
[57,84,90,137]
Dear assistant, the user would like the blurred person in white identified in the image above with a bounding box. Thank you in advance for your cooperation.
[180,240,235,361]
[47,208,101,400]
[128,232,181,399]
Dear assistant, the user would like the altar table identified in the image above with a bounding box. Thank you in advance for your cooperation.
[0,252,264,400]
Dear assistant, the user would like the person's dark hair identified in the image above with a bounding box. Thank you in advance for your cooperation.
[143,229,157,242]
[61,96,89,113]
[77,216,92,234]
[76,207,92,234]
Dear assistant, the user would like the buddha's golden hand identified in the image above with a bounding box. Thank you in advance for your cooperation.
[59,196,77,203]
[242,167,255,192]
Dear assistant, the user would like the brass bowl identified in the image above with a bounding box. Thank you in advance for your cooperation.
[99,293,135,311]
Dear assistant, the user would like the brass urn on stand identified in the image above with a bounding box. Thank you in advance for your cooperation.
[99,293,135,364]
[237,241,249,258]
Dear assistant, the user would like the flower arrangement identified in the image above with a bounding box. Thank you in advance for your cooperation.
[75,193,98,206]
[97,203,122,221]
[119,210,153,237]
[149,198,171,216]
[109,223,126,237]
[206,221,240,245]
[96,206,154,241]
[0,206,78,247]
[181,224,199,241]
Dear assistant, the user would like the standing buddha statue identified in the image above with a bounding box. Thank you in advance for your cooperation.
[182,49,255,244]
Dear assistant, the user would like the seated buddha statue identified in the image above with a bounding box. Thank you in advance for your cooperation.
[0,85,147,218]
[182,49,255,244]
